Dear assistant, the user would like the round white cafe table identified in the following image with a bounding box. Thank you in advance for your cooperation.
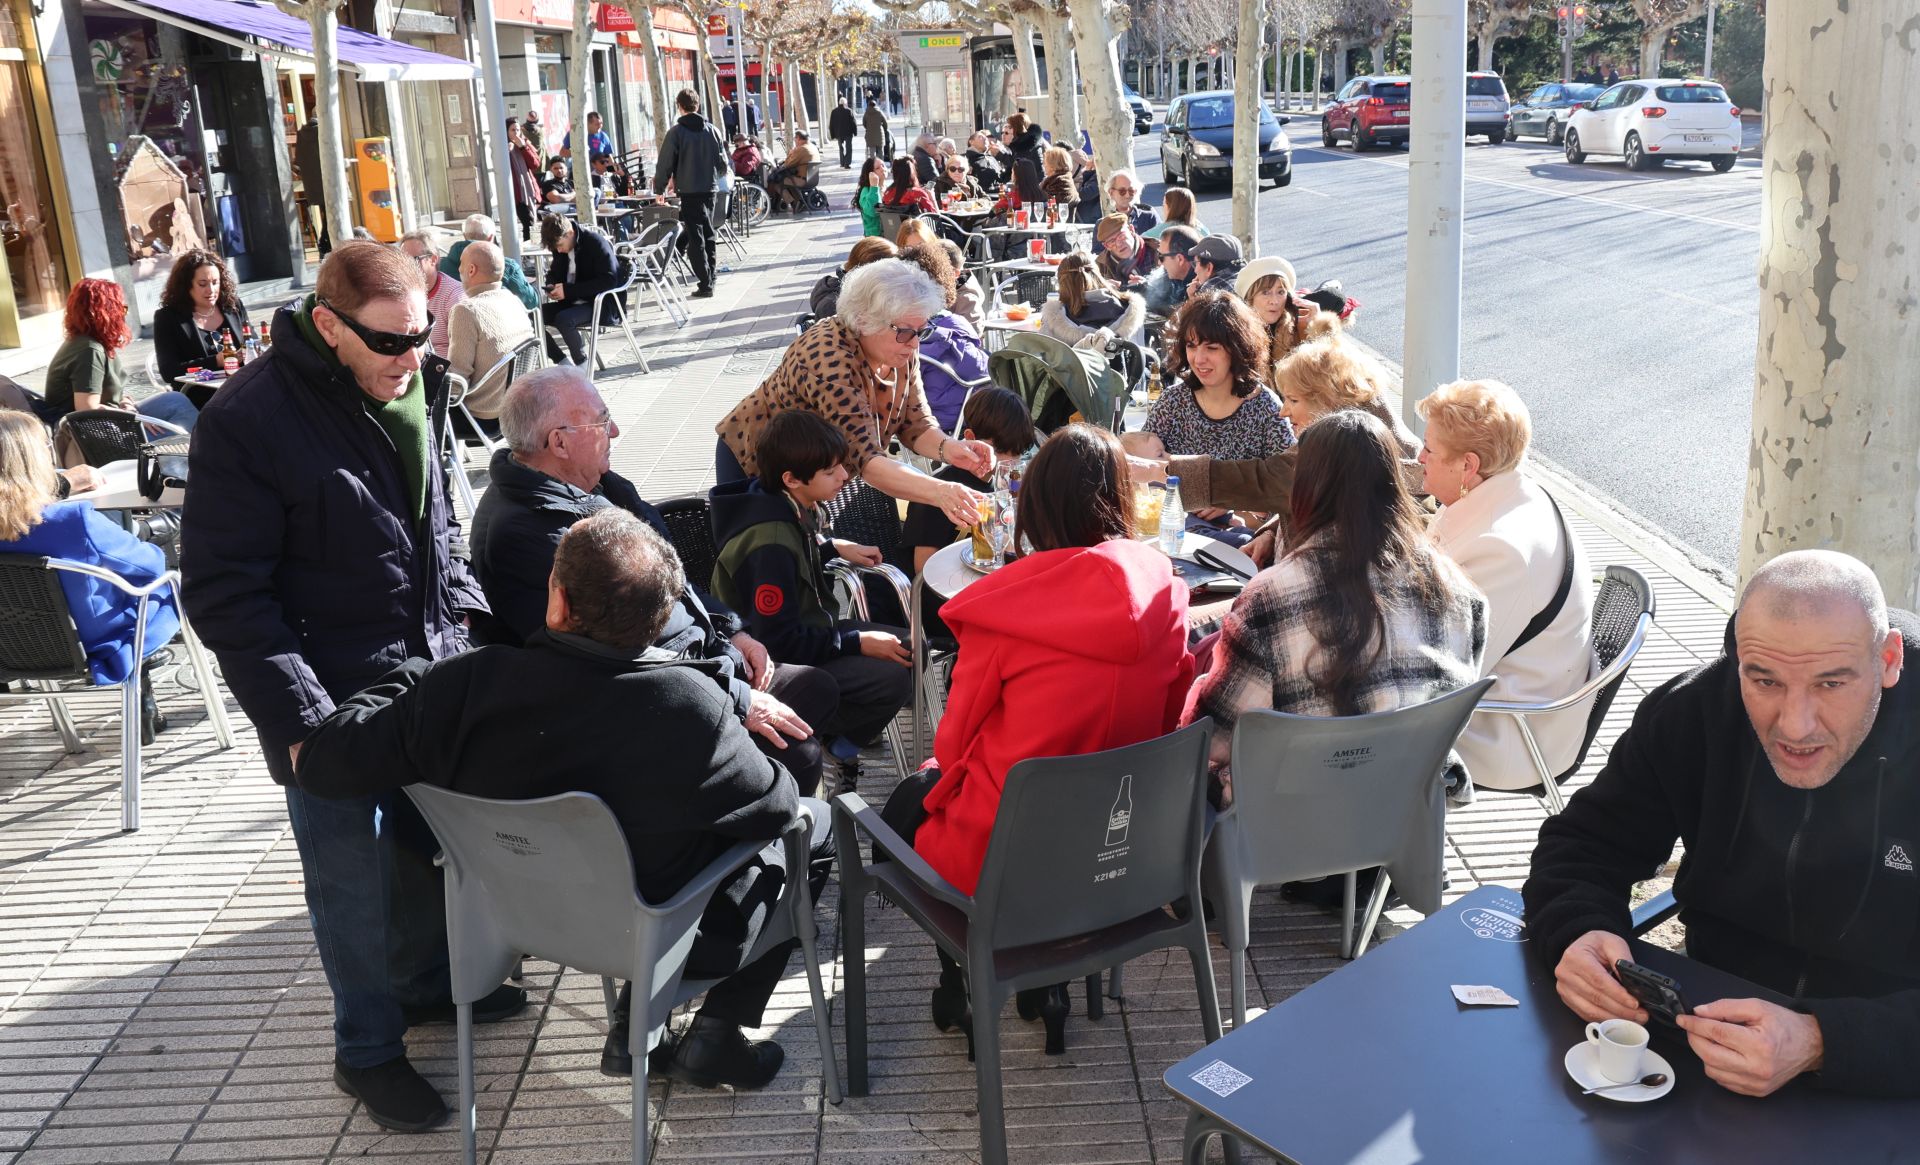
[70,458,184,510]
[907,531,1257,763]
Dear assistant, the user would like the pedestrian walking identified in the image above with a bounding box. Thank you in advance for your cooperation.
[505,118,541,241]
[863,95,888,159]
[654,88,730,299]
[829,97,857,168]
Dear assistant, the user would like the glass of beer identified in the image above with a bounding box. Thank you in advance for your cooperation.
[969,497,995,562]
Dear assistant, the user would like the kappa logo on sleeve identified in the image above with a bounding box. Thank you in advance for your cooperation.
[753,584,784,617]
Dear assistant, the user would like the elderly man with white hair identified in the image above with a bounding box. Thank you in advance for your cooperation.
[713,258,995,528]
[1525,548,1920,1100]
[444,241,536,426]
[470,364,835,808]
[437,213,539,310]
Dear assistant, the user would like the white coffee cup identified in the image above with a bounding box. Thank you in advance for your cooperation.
[1584,1018,1650,1084]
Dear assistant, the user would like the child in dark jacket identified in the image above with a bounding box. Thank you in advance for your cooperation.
[709,410,914,765]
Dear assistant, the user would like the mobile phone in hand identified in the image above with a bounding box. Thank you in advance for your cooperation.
[1614,959,1692,1028]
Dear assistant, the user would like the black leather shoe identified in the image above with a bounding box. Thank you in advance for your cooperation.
[692,286,715,299]
[401,984,528,1027]
[138,669,168,745]
[666,1014,784,1090]
[334,1055,449,1132]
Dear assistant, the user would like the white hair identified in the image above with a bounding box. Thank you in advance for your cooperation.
[836,260,944,338]
[463,214,497,241]
[500,364,595,456]
[1106,167,1139,190]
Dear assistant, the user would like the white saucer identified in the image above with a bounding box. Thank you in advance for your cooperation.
[1563,1043,1676,1103]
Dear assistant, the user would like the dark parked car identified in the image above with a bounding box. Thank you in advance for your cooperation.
[1123,83,1153,135]
[1506,82,1605,143]
[1159,90,1292,187]
[1322,76,1411,150]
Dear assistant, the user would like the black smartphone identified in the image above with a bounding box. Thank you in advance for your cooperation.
[1614,959,1692,1027]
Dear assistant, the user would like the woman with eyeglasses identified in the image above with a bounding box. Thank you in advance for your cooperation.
[715,259,994,529]
[932,156,985,204]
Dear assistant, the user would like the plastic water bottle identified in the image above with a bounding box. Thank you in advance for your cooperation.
[1158,475,1185,557]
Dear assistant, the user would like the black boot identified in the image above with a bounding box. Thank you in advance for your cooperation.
[665,1013,784,1090]
[1016,983,1071,1055]
[600,983,677,1078]
[930,951,973,1061]
[138,662,168,746]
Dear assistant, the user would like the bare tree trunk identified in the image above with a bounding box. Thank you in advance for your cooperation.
[1477,31,1494,73]
[1230,0,1266,253]
[632,2,672,149]
[569,0,595,223]
[302,3,355,244]
[1037,6,1080,147]
[1011,13,1041,102]
[1741,0,1920,602]
[1064,0,1131,211]
[1638,29,1662,77]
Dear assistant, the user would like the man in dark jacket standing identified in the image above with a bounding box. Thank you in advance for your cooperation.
[296,509,835,1091]
[862,96,888,159]
[1524,549,1920,1099]
[469,366,835,802]
[180,242,516,1132]
[828,97,857,168]
[653,87,728,299]
[538,213,625,364]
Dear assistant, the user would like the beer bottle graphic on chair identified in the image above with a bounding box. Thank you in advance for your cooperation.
[1105,775,1133,848]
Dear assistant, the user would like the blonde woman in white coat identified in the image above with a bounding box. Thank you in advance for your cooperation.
[1039,252,1146,350]
[1417,379,1598,792]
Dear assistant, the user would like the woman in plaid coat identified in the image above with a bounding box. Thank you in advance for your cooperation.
[1187,409,1487,806]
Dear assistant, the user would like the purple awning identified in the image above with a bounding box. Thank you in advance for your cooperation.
[94,0,477,81]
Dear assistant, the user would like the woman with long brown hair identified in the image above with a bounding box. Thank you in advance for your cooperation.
[151,250,249,403]
[1039,252,1145,349]
[1142,185,1209,242]
[882,423,1195,1057]
[1186,409,1486,806]
[881,156,938,214]
[42,278,200,432]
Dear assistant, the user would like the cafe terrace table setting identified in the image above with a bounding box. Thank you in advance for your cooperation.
[908,531,1255,764]
[1164,884,1920,1165]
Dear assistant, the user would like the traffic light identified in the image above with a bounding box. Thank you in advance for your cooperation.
[1571,5,1588,36]
[1557,5,1571,37]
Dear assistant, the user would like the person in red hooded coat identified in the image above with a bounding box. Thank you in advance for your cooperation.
[881,423,1195,1058]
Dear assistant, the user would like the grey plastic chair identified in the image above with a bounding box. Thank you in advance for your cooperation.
[1203,678,1495,1027]
[1473,565,1656,813]
[834,719,1223,1165]
[442,336,540,515]
[404,786,841,1165]
[0,556,234,832]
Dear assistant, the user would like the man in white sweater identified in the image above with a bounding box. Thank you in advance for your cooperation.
[446,242,536,425]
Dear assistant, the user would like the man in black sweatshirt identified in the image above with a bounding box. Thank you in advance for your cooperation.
[297,508,833,1092]
[1525,549,1919,1099]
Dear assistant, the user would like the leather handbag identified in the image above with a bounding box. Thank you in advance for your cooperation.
[136,442,189,502]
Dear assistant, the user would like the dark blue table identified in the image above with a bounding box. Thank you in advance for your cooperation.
[1164,885,1920,1164]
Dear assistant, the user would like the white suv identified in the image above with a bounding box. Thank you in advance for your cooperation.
[1562,78,1741,171]
[1466,72,1510,144]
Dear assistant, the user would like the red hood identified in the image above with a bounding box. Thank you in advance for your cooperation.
[939,539,1184,665]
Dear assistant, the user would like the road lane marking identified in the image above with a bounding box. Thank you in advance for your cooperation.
[1293,144,1758,232]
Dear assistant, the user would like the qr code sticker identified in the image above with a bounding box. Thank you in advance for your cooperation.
[1190,1059,1253,1098]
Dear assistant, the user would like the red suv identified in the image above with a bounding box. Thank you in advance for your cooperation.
[1322,76,1411,150]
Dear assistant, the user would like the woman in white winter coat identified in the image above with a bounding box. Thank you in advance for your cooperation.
[1039,252,1146,350]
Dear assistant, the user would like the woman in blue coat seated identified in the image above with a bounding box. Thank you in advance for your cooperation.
[0,410,179,740]
[897,243,989,434]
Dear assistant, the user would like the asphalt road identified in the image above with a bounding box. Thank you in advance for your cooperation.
[1128,117,1763,570]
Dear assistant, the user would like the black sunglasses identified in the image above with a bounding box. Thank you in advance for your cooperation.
[317,298,434,356]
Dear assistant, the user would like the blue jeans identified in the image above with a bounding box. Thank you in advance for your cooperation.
[136,391,200,434]
[284,785,451,1068]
